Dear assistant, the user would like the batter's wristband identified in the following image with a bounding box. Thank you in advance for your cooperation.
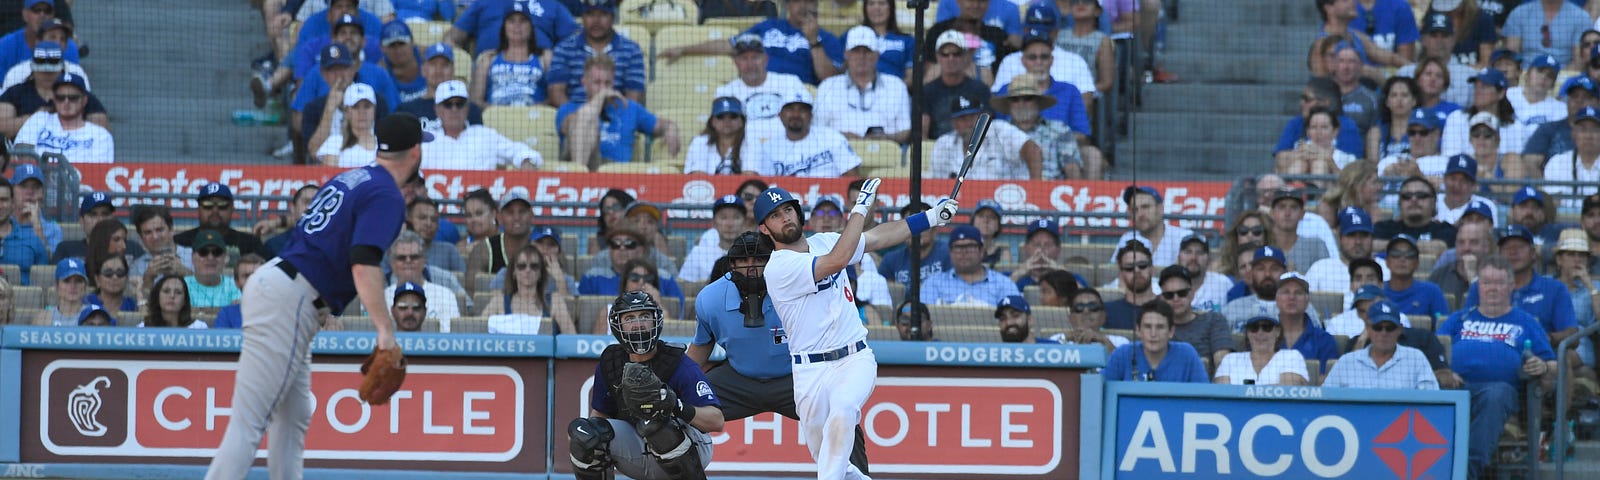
[907,212,931,235]
[675,399,696,422]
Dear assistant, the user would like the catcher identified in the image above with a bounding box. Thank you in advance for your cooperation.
[570,290,723,480]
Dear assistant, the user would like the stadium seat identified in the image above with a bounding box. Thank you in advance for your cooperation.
[61,223,83,243]
[32,264,55,286]
[647,80,721,112]
[474,273,495,294]
[1063,244,1115,265]
[888,282,905,307]
[483,105,561,160]
[936,325,1002,343]
[662,319,696,337]
[867,323,899,341]
[1304,360,1322,385]
[1332,335,1350,355]
[1022,285,1040,306]
[406,20,452,48]
[618,0,698,34]
[1310,291,1343,317]
[655,55,737,85]
[452,46,473,81]
[851,139,900,171]
[13,286,44,310]
[1319,359,1336,386]
[681,297,696,321]
[575,295,615,334]
[540,161,585,172]
[612,25,652,50]
[817,16,855,35]
[654,25,741,53]
[0,264,19,286]
[453,317,488,333]
[701,17,768,28]
[927,304,994,328]
[598,162,673,174]
[1407,314,1435,332]
[1437,335,1451,363]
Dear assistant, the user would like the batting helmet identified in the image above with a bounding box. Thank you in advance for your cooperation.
[753,187,803,225]
[726,231,772,260]
[609,290,664,354]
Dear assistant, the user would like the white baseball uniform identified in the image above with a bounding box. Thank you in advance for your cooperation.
[765,232,875,480]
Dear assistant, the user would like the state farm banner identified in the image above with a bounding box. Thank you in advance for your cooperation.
[18,351,548,473]
[72,163,1232,231]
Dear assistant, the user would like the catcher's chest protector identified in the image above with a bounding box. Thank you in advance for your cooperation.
[600,342,685,423]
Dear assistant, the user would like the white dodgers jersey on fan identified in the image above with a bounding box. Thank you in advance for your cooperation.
[765,232,870,353]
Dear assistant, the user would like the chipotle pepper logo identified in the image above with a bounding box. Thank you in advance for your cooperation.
[43,367,128,448]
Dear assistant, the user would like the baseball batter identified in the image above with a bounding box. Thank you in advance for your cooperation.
[755,182,957,479]
[206,114,428,479]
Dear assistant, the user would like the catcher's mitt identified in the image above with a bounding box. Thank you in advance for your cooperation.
[359,346,407,405]
[621,363,678,420]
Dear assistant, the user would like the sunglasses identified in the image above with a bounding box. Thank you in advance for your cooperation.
[442,99,468,109]
[200,200,231,209]
[392,253,423,262]
[1399,192,1432,201]
[1388,249,1419,259]
[938,50,964,58]
[627,272,656,283]
[1238,226,1266,237]
[1406,128,1433,136]
[1246,322,1276,333]
[1470,131,1497,139]
[739,192,759,201]
[515,262,543,271]
[813,209,841,217]
[393,302,426,312]
[1160,288,1191,300]
[197,248,227,258]
[1119,262,1152,272]
[1370,323,1400,333]
[610,239,640,250]
[1023,54,1051,61]
[99,268,127,278]
[53,93,83,103]
[1071,302,1104,313]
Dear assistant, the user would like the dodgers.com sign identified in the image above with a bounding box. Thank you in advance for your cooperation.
[1103,383,1468,480]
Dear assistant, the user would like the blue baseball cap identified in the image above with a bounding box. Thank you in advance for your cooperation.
[1469,69,1507,90]
[1489,48,1520,66]
[1367,300,1403,326]
[1530,54,1561,71]
[1575,106,1600,125]
[711,96,744,117]
[423,42,454,63]
[1497,224,1534,245]
[813,194,844,212]
[1387,233,1419,251]
[53,71,87,92]
[1252,245,1287,266]
[995,295,1031,318]
[1407,108,1442,130]
[1180,233,1209,252]
[1514,185,1548,206]
[975,199,1002,216]
[1421,12,1453,34]
[1562,76,1599,98]
[530,226,560,243]
[1462,199,1494,222]
[333,13,364,32]
[753,187,802,224]
[576,0,617,15]
[1338,206,1373,235]
[950,224,984,245]
[31,40,63,71]
[199,182,233,201]
[949,94,983,117]
[79,191,112,216]
[24,0,53,8]
[77,303,115,326]
[1023,3,1057,25]
[1352,285,1384,304]
[10,163,42,185]
[393,281,427,303]
[56,258,86,281]
[320,43,354,69]
[713,194,746,214]
[1021,29,1052,46]
[1244,314,1280,327]
[1027,218,1060,241]
[380,20,412,46]
[1444,154,1477,181]
[1122,185,1162,204]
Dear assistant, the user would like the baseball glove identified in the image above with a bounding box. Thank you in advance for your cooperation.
[621,363,678,420]
[359,346,407,405]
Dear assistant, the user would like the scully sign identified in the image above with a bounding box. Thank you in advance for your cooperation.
[23,357,539,470]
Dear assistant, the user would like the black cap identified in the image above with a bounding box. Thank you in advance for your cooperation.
[1158,265,1191,284]
[376,113,433,152]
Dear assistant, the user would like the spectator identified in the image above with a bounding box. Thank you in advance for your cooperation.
[53,192,138,264]
[1377,108,1447,178]
[997,40,1100,166]
[398,44,485,128]
[1554,228,1599,368]
[586,188,632,254]
[895,301,937,341]
[549,0,645,106]
[185,230,242,308]
[1523,75,1599,171]
[1315,160,1382,226]
[405,197,463,272]
[1,17,78,91]
[0,1,80,74]
[681,196,750,283]
[86,253,135,313]
[1434,155,1495,225]
[1508,185,1571,267]
[384,230,462,324]
[83,217,131,290]
[1315,0,1406,68]
[6,163,58,253]
[1038,269,1081,307]
[0,41,105,138]
[1223,246,1324,331]
[13,72,110,164]
[1382,235,1452,317]
[377,21,428,103]
[922,0,1014,84]
[131,205,194,288]
[252,0,373,108]
[1273,272,1339,364]
[1103,240,1156,330]
[317,82,381,167]
[1374,176,1456,256]
[557,54,680,170]
[710,34,811,126]
[1010,218,1067,289]
[1489,48,1521,88]
[210,254,265,329]
[1213,315,1310,385]
[751,90,860,176]
[1329,44,1378,133]
[992,5,1095,104]
[470,2,552,107]
[482,241,578,329]
[1308,206,1389,294]
[684,97,762,174]
[1277,106,1357,175]
[145,275,204,328]
[1367,76,1421,161]
[75,304,114,327]
[1101,300,1210,383]
[1350,0,1418,60]
[934,0,1023,39]
[1441,69,1521,157]
[466,192,534,290]
[921,224,1020,306]
[447,0,578,56]
[261,184,321,254]
[593,257,682,332]
[815,26,911,142]
[1397,12,1475,108]
[175,183,270,258]
[388,281,428,332]
[930,94,1040,179]
[1434,0,1499,68]
[993,73,1092,179]
[1462,225,1579,346]
[1340,293,1455,390]
[292,17,403,151]
[34,258,87,325]
[1429,219,1494,300]
[1112,185,1195,266]
[859,0,914,80]
[1463,112,1528,189]
[972,200,1011,265]
[422,80,542,170]
[919,30,991,140]
[392,0,453,22]
[1511,55,1566,129]
[1545,106,1600,206]
[659,0,842,85]
[578,228,685,304]
[461,188,499,247]
[1568,30,1600,76]
[1056,0,1115,97]
[1323,299,1440,388]
[996,295,1056,343]
[879,201,950,284]
[1161,236,1224,314]
[0,178,46,285]
[1212,211,1275,276]
[1503,0,1590,67]
[1440,254,1557,478]
[619,202,674,261]
[1324,264,1383,336]
[297,45,391,161]
[1159,265,1232,366]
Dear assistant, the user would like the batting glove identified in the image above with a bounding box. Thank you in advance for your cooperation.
[928,199,959,227]
[851,178,881,217]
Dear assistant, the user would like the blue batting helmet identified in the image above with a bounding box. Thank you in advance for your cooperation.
[753,187,804,225]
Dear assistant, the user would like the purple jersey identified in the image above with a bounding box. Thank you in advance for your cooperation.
[277,165,406,314]
[590,353,719,416]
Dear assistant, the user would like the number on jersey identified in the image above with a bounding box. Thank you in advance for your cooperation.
[300,188,345,234]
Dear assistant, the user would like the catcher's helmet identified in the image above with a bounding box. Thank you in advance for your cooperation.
[609,290,664,354]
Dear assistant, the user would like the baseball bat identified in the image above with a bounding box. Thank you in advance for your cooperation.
[940,113,992,221]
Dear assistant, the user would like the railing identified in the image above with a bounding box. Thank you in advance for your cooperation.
[1554,321,1600,479]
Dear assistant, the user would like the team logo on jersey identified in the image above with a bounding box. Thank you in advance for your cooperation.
[696,381,713,398]
[66,376,112,437]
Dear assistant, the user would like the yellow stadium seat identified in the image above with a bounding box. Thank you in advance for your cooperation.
[13,286,44,310]
[407,20,453,49]
[453,46,473,81]
[654,25,742,53]
[540,160,585,172]
[647,79,721,112]
[598,162,673,174]
[483,105,561,160]
[701,16,767,28]
[860,166,906,178]
[618,0,699,34]
[655,55,737,85]
[850,139,900,170]
[647,136,688,165]
[613,24,652,49]
[818,17,856,35]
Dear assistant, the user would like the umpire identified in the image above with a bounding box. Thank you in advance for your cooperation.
[686,231,870,473]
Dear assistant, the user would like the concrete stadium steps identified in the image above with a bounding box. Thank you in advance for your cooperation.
[1140,84,1298,115]
[76,0,281,163]
[1163,25,1320,58]
[1159,53,1310,85]
[1180,0,1319,27]
[1130,112,1287,144]
[1113,140,1274,178]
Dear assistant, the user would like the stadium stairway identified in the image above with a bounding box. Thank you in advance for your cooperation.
[77,0,281,164]
[1114,0,1316,180]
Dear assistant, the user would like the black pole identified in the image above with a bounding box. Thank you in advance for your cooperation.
[904,0,929,320]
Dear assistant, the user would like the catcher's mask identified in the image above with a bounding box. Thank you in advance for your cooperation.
[609,290,664,354]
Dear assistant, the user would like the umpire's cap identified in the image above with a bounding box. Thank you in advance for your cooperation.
[753,187,803,224]
[727,231,773,260]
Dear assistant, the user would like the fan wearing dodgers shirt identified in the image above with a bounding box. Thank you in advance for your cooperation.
[755,182,957,479]
[207,113,428,480]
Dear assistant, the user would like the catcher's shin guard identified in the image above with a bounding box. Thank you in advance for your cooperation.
[638,417,706,480]
[569,417,616,480]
